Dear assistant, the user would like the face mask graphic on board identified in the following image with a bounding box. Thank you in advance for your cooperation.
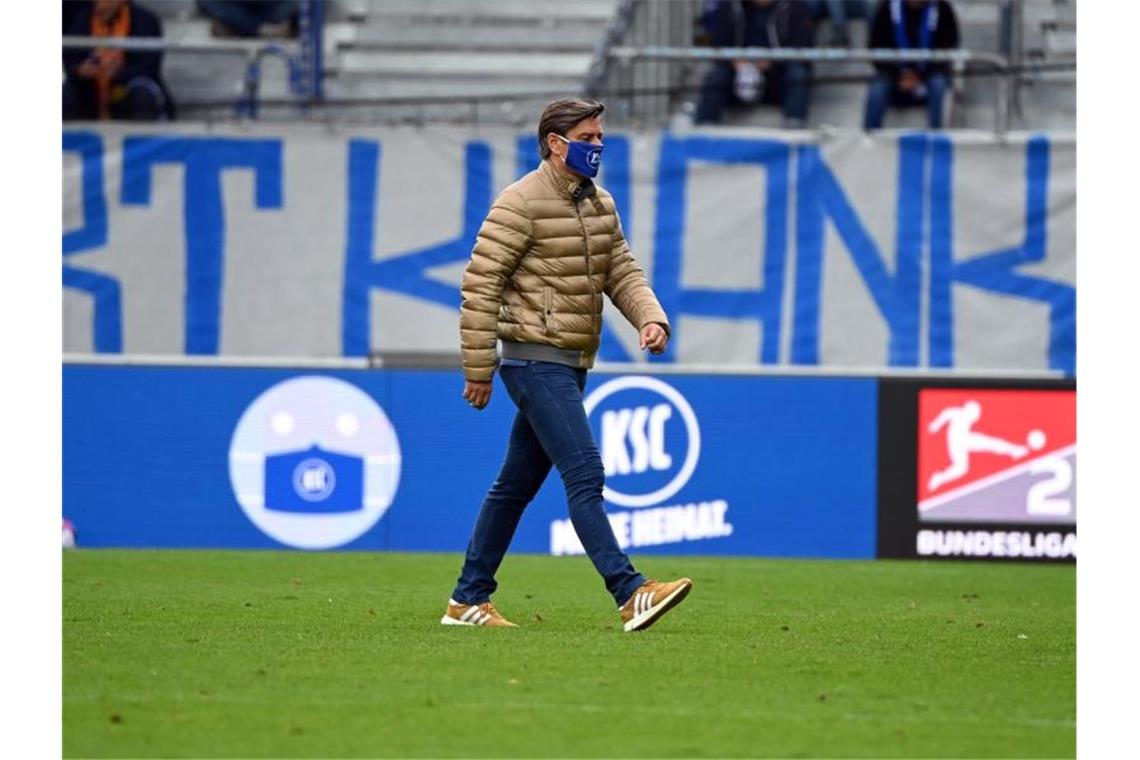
[263,444,364,513]
[556,133,603,178]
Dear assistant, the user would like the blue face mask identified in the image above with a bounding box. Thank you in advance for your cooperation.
[556,134,603,178]
[263,444,364,513]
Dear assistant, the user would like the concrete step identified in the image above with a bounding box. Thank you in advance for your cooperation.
[349,0,618,25]
[322,20,361,60]
[161,18,216,42]
[322,73,582,99]
[954,0,1004,26]
[327,0,372,22]
[162,49,297,102]
[298,98,550,125]
[1043,29,1077,55]
[145,0,198,21]
[341,24,604,52]
[333,49,594,78]
[162,52,246,97]
[1022,0,1060,24]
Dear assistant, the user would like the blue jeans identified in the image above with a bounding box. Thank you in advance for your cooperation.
[196,1,297,37]
[695,61,811,124]
[805,0,868,25]
[863,71,950,130]
[452,360,646,607]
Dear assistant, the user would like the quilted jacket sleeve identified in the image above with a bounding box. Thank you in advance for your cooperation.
[460,188,533,382]
[605,211,670,337]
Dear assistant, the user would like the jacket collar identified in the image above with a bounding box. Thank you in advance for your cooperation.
[540,159,595,203]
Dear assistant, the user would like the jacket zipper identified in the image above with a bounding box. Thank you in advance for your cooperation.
[573,201,598,337]
[543,286,553,334]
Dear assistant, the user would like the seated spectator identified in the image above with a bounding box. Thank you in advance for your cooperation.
[63,0,175,121]
[805,0,868,47]
[863,0,960,130]
[694,0,815,129]
[196,1,298,39]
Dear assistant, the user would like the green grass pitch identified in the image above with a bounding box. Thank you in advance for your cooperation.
[63,550,1074,758]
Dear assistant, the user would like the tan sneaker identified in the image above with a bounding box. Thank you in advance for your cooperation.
[619,578,693,632]
[440,599,518,628]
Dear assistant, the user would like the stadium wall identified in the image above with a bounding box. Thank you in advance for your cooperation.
[63,363,1074,561]
[63,124,1076,375]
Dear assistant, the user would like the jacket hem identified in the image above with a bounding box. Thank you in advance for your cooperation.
[500,340,590,369]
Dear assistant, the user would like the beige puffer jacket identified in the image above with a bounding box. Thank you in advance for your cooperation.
[460,160,670,383]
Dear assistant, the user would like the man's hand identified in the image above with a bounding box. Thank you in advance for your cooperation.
[898,68,921,93]
[77,58,101,79]
[101,57,123,79]
[734,60,769,73]
[639,323,668,354]
[77,55,122,81]
[463,380,492,410]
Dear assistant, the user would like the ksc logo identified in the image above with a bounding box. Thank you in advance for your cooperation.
[583,376,700,508]
[228,376,402,549]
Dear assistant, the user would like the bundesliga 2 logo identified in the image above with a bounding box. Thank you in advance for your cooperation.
[584,376,700,508]
[917,389,1076,525]
[228,376,402,549]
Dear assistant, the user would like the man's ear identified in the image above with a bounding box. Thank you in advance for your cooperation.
[546,133,563,159]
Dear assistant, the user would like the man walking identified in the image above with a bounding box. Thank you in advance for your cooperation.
[443,99,692,632]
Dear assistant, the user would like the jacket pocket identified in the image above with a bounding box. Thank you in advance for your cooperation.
[542,286,553,334]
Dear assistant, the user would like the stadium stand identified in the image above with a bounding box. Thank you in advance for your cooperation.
[131,0,620,123]
[324,0,621,124]
[602,0,1076,131]
[66,1,1074,129]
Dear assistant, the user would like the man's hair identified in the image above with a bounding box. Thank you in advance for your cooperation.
[536,98,606,159]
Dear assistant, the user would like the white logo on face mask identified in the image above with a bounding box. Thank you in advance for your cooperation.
[587,149,600,168]
[293,458,337,501]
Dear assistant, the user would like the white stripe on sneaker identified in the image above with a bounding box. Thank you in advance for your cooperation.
[476,612,490,625]
[623,580,691,632]
[460,607,479,622]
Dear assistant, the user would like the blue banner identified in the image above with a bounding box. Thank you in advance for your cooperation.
[63,364,878,558]
[63,125,1075,375]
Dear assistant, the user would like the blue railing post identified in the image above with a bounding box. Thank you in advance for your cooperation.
[296,0,325,106]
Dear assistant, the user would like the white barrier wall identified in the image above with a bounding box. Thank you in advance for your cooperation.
[63,124,1075,374]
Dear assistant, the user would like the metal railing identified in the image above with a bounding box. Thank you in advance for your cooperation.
[606,45,1022,132]
[62,35,306,118]
[585,0,1076,132]
[582,0,639,100]
[586,0,699,124]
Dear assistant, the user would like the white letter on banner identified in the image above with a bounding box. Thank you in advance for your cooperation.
[602,409,633,476]
[628,406,651,473]
[649,404,673,471]
[550,519,584,556]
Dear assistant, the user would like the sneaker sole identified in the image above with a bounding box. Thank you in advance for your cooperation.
[440,615,519,628]
[623,579,693,632]
[440,615,477,626]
